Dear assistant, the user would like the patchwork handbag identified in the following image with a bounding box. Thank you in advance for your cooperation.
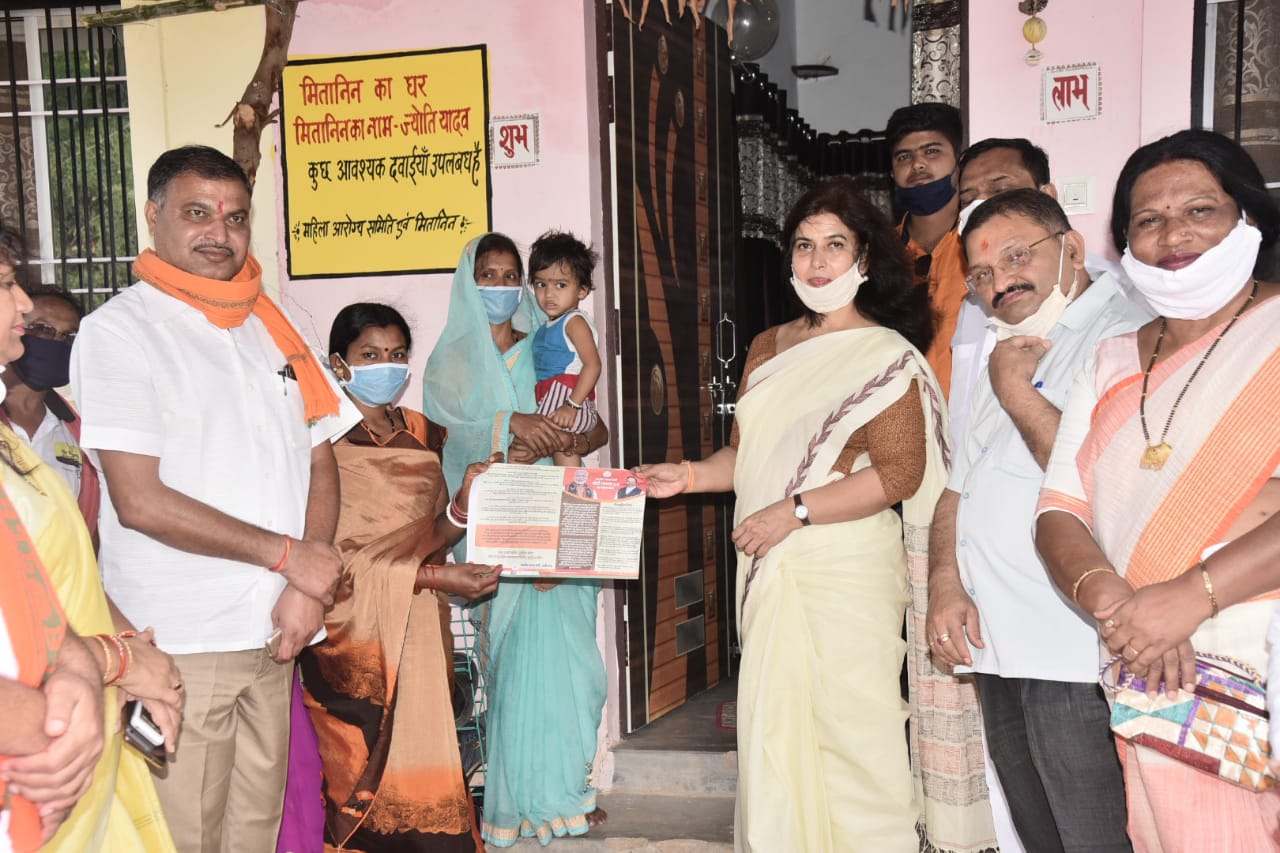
[1100,652,1278,791]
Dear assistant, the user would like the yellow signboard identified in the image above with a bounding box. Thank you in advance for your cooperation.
[280,46,490,278]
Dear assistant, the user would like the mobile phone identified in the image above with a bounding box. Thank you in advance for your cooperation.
[265,628,284,659]
[122,699,167,769]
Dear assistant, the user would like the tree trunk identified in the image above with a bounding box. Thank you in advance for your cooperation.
[81,0,270,28]
[231,0,301,191]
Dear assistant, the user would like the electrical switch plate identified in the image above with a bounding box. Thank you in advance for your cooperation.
[1060,177,1094,215]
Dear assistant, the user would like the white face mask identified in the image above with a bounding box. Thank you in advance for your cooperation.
[1120,217,1262,320]
[987,237,1079,341]
[956,197,984,235]
[790,259,867,314]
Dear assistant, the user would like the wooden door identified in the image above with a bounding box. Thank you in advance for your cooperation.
[609,5,737,730]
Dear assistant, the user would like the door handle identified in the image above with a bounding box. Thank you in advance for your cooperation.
[715,313,736,369]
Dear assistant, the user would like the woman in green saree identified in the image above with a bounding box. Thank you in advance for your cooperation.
[422,233,609,847]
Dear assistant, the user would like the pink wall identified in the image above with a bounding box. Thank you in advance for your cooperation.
[966,0,1196,257]
[269,0,624,757]
[271,0,607,413]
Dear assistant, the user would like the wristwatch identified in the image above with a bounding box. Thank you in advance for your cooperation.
[793,493,811,526]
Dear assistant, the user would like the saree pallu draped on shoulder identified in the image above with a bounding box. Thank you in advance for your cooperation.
[1082,297,1280,594]
[731,327,994,853]
[301,411,481,852]
[1066,297,1280,850]
[0,422,174,853]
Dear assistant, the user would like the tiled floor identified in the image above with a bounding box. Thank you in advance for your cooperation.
[616,677,737,752]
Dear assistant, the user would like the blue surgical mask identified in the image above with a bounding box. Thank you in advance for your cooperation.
[894,174,957,216]
[341,362,410,406]
[477,286,523,323]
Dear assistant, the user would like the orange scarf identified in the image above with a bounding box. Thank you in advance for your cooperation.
[0,482,68,853]
[133,249,341,425]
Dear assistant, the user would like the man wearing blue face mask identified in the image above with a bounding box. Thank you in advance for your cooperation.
[0,286,100,539]
[888,102,966,398]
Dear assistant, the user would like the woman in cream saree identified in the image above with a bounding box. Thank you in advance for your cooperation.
[639,179,994,852]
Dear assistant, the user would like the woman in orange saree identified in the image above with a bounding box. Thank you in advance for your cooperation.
[300,303,500,852]
[1036,130,1280,852]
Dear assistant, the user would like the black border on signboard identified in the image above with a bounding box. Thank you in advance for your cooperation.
[278,44,492,280]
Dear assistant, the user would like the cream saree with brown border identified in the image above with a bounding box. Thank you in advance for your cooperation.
[732,326,994,853]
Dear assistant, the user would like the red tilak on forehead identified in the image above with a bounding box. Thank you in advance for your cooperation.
[218,201,224,215]
[980,239,990,252]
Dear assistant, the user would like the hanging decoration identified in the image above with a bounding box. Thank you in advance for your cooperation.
[618,0,708,30]
[708,0,780,61]
[1020,0,1049,65]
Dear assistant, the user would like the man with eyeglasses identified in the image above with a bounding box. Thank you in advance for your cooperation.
[887,102,967,397]
[0,287,100,538]
[948,137,1143,449]
[926,189,1148,852]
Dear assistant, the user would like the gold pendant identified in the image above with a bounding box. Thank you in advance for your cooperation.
[1140,442,1172,470]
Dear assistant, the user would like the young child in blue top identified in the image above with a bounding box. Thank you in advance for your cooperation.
[529,230,603,467]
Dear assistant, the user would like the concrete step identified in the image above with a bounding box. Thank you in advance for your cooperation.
[609,749,738,796]
[487,791,735,851]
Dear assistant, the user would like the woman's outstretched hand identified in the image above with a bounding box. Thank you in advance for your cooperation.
[632,462,689,499]
[732,498,801,558]
[425,563,502,600]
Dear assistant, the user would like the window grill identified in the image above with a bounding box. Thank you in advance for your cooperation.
[0,5,133,310]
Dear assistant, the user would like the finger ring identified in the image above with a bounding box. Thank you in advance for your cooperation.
[935,633,951,644]
[1104,619,1116,629]
[1123,645,1139,661]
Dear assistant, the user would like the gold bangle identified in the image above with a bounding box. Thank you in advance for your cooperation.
[1200,561,1219,618]
[681,459,695,492]
[115,633,135,683]
[1071,566,1115,606]
[91,634,116,686]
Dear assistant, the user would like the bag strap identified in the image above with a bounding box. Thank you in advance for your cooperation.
[1197,651,1265,686]
[1099,651,1265,694]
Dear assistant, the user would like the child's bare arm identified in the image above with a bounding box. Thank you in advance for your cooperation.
[564,314,601,405]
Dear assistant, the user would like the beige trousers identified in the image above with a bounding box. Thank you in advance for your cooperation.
[155,648,292,853]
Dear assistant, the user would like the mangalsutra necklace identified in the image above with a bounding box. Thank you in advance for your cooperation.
[1138,279,1257,470]
[364,406,398,437]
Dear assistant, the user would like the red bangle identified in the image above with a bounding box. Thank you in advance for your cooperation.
[421,563,443,591]
[102,633,129,686]
[269,535,291,573]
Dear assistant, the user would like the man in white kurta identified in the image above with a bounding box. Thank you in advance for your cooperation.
[71,145,358,853]
[927,189,1149,852]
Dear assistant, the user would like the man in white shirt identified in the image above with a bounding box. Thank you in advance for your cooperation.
[927,189,1149,852]
[72,146,358,852]
[947,137,1133,448]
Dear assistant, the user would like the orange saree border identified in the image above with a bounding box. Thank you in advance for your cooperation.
[1124,346,1280,589]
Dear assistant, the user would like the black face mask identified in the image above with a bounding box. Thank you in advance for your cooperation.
[14,335,72,391]
[893,173,958,216]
